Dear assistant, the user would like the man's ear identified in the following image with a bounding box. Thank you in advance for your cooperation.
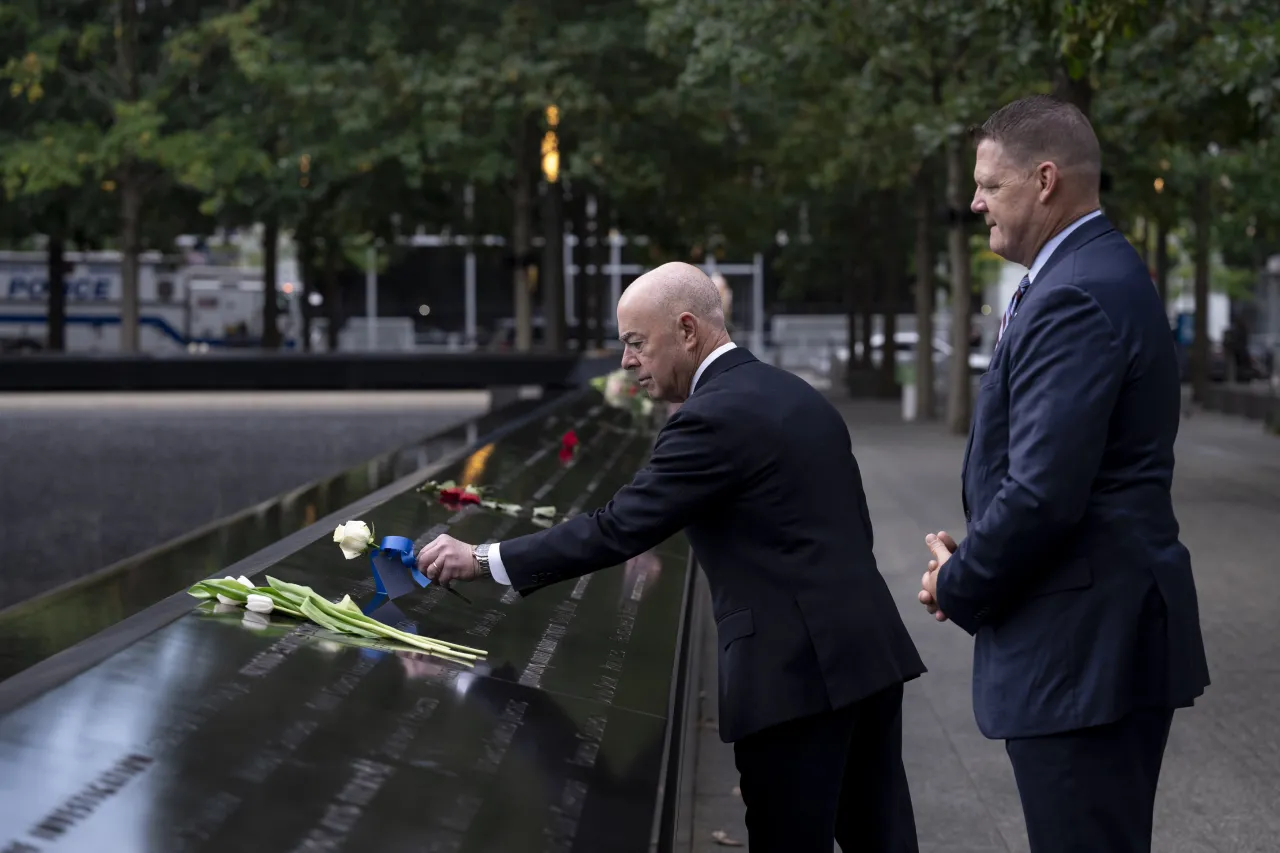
[678,313,697,346]
[1037,161,1060,202]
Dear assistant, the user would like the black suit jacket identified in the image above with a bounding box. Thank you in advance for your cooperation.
[500,347,926,742]
[937,215,1211,739]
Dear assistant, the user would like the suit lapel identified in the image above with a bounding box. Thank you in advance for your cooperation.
[691,347,756,395]
[1034,214,1114,285]
[959,214,1115,516]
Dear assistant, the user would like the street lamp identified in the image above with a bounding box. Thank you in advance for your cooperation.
[541,104,560,183]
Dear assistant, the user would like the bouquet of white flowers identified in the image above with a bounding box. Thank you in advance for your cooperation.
[188,573,488,667]
[590,369,655,419]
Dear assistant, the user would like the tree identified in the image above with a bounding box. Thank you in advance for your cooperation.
[1,0,217,352]
[1097,0,1268,399]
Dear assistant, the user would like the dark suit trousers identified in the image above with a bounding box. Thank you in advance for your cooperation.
[732,683,918,853]
[1005,707,1175,853]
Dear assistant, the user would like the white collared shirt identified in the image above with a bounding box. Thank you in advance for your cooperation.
[1028,209,1102,283]
[691,341,738,394]
[486,340,739,586]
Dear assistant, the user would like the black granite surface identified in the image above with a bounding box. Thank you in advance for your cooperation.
[0,393,569,681]
[0,394,689,852]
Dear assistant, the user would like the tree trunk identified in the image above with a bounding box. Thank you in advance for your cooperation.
[877,196,906,397]
[46,228,67,351]
[119,176,142,353]
[945,135,973,434]
[323,237,342,352]
[512,118,535,352]
[297,217,314,352]
[1191,176,1212,403]
[1135,217,1149,269]
[914,168,936,419]
[844,263,858,383]
[1154,218,1170,308]
[262,213,281,349]
[859,281,874,369]
[116,0,141,353]
[540,181,564,351]
[879,272,899,395]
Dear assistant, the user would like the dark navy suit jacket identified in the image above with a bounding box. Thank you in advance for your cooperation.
[501,347,926,742]
[937,214,1210,739]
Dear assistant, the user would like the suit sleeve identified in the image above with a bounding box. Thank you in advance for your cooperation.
[498,408,736,595]
[936,283,1123,634]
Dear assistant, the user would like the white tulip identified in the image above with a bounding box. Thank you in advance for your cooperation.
[531,506,556,518]
[242,611,269,630]
[333,520,375,560]
[237,575,254,589]
[217,575,242,606]
[245,594,274,614]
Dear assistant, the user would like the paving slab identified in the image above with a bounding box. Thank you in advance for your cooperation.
[687,397,1279,853]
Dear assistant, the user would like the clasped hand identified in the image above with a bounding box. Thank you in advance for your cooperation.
[918,531,957,623]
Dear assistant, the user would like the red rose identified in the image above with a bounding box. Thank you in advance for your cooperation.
[558,429,579,465]
[439,486,481,505]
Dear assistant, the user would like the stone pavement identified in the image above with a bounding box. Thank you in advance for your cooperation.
[689,399,1279,853]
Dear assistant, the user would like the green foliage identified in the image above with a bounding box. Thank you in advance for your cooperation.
[0,0,1275,331]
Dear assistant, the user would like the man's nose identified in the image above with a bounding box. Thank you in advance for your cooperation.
[620,351,637,369]
[971,190,985,213]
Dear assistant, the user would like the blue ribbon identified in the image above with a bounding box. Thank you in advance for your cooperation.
[361,535,431,627]
[372,535,431,595]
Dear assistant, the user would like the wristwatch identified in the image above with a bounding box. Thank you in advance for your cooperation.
[472,543,492,579]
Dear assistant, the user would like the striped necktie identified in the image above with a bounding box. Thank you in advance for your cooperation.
[997,274,1031,346]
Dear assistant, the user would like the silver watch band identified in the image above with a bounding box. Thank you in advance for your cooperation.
[473,543,492,578]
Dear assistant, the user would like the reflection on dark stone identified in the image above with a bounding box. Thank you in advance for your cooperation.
[0,390,687,851]
[0,394,567,682]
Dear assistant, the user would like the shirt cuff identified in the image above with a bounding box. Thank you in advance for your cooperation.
[488,542,511,586]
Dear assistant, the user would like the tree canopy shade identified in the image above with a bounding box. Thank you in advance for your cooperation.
[0,0,1274,408]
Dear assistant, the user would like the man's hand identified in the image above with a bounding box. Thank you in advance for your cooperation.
[918,531,958,623]
[416,534,480,585]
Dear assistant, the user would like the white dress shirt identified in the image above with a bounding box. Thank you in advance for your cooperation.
[1028,209,1102,283]
[486,340,739,586]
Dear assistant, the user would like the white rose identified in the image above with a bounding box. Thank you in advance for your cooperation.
[333,520,375,560]
[639,397,654,415]
[245,594,274,614]
[604,371,628,403]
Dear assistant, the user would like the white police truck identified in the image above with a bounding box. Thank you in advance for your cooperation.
[0,250,303,353]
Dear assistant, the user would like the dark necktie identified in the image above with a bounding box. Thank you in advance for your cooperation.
[997,274,1031,346]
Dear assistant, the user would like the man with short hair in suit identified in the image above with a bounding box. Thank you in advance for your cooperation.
[918,95,1211,853]
[420,262,926,852]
